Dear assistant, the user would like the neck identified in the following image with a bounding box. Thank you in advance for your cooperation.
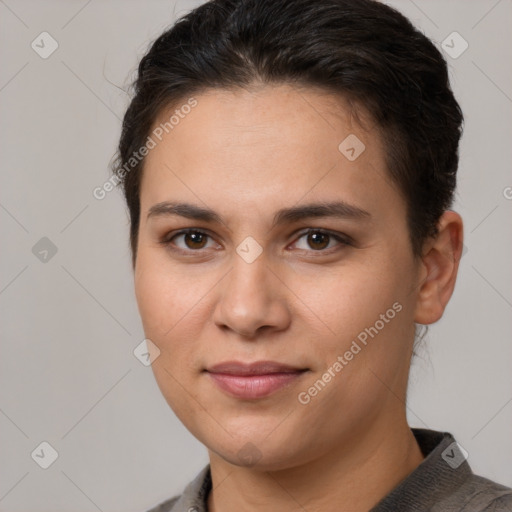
[207,418,424,512]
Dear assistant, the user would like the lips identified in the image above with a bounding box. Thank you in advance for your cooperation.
[207,360,305,375]
[205,360,308,399]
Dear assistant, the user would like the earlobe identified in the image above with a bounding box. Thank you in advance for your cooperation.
[414,210,464,325]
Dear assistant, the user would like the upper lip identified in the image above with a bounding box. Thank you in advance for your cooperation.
[206,360,306,375]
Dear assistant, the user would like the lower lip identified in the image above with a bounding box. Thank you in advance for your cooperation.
[207,372,305,399]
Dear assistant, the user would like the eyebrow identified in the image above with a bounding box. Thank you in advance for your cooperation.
[147,200,371,228]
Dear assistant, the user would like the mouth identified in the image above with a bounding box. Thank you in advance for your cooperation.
[205,360,309,400]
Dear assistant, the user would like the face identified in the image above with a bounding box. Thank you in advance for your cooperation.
[134,84,423,471]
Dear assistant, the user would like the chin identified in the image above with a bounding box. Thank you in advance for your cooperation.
[201,425,309,472]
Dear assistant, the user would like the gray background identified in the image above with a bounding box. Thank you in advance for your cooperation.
[0,1,511,511]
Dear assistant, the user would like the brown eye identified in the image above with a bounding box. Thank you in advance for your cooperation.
[293,229,349,252]
[162,229,216,252]
[180,231,209,249]
[307,231,330,250]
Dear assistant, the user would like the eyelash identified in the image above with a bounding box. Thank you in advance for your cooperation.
[159,228,353,256]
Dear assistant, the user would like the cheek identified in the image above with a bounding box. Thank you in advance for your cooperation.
[134,250,201,337]
[291,250,417,405]
[293,261,408,342]
[134,254,207,417]
[134,250,218,377]
[294,275,413,432]
[134,266,174,338]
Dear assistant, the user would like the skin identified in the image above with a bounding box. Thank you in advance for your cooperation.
[134,84,463,512]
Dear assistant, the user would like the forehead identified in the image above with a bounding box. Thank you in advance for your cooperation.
[149,84,375,157]
[139,84,402,225]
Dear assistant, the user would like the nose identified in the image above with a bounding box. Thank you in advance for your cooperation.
[212,250,291,340]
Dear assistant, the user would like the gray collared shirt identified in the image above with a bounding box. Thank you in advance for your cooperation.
[146,429,512,511]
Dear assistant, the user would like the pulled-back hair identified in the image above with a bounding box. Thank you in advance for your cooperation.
[111,0,464,267]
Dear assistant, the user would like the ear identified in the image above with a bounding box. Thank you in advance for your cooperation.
[414,210,464,325]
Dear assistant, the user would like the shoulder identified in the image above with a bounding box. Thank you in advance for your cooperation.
[429,472,512,511]
[144,495,180,512]
[460,474,512,512]
[374,429,512,512]
[143,464,211,512]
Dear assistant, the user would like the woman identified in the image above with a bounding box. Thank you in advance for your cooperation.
[111,0,512,510]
